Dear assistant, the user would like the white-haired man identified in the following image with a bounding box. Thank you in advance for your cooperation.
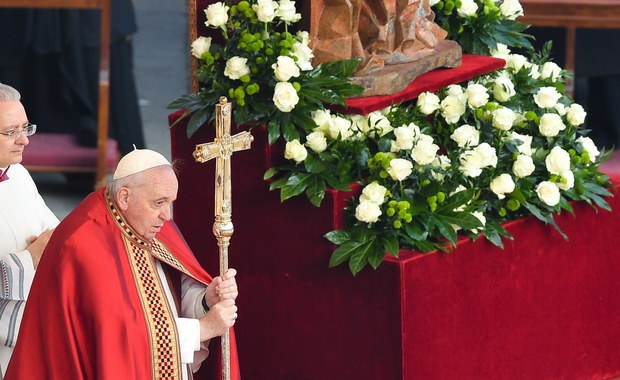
[6,148,239,380]
[0,83,58,376]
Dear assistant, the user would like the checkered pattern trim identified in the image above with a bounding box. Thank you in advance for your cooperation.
[151,240,192,277]
[124,236,182,380]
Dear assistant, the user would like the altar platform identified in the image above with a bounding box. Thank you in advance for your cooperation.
[169,55,620,379]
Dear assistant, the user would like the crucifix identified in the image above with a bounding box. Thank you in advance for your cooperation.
[192,96,253,380]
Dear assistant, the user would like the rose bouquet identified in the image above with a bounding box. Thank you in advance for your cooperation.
[269,41,612,274]
[168,0,364,139]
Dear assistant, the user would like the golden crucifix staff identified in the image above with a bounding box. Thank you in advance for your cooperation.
[193,96,253,380]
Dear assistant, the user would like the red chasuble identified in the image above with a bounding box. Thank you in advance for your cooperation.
[5,188,240,380]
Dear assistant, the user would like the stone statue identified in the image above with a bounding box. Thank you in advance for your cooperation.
[308,0,462,96]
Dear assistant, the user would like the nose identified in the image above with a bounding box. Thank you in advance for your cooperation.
[160,205,172,221]
[15,131,29,145]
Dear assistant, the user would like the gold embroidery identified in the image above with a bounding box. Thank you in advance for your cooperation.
[123,236,182,380]
[107,190,183,379]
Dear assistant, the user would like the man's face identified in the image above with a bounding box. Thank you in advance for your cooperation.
[122,166,179,241]
[0,101,29,167]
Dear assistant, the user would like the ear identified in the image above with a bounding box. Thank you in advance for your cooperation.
[115,188,131,211]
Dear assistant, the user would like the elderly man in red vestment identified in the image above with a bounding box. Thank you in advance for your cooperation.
[5,148,240,380]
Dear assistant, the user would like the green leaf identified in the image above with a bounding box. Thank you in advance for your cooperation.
[280,173,314,202]
[186,107,209,138]
[380,235,399,257]
[267,121,281,145]
[429,214,458,243]
[306,176,327,207]
[348,240,375,275]
[367,240,386,269]
[263,167,278,180]
[324,230,352,245]
[329,241,360,267]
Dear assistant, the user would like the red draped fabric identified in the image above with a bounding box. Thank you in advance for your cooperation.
[169,54,620,379]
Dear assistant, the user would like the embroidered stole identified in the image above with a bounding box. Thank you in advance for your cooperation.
[106,191,193,380]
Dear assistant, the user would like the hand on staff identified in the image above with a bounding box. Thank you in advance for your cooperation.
[199,298,238,341]
[27,228,55,269]
[205,268,238,308]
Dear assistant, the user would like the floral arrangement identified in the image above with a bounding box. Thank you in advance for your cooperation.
[171,0,613,275]
[168,0,364,139]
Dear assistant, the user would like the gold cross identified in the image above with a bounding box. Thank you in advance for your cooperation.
[192,96,252,380]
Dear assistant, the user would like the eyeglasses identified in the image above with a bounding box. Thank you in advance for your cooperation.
[0,123,37,140]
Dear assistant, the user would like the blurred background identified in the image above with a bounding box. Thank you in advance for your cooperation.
[20,0,190,219]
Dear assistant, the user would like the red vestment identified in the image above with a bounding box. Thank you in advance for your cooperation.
[5,188,240,380]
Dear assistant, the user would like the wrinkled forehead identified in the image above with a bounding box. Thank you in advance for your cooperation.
[136,166,179,199]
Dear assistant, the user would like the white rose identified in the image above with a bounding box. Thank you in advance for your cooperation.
[451,124,480,148]
[312,109,332,132]
[360,182,388,205]
[536,181,561,206]
[490,43,511,60]
[355,201,382,223]
[204,2,229,27]
[540,61,562,81]
[191,36,212,59]
[545,146,571,175]
[471,211,486,232]
[411,137,440,166]
[431,155,451,180]
[276,0,301,22]
[457,0,479,16]
[417,92,441,115]
[466,83,489,108]
[505,54,528,72]
[296,30,310,45]
[446,84,464,96]
[272,56,300,82]
[292,41,314,71]
[273,81,299,112]
[500,0,524,20]
[528,63,541,79]
[576,136,600,160]
[475,142,498,168]
[566,103,587,126]
[534,86,562,109]
[441,94,467,124]
[350,114,370,134]
[387,158,413,181]
[393,124,418,150]
[224,56,250,80]
[429,0,441,5]
[538,113,566,137]
[512,154,536,178]
[328,115,353,140]
[491,107,517,131]
[493,74,516,102]
[367,111,393,137]
[508,132,535,156]
[305,131,327,152]
[253,0,279,23]
[557,170,575,191]
[459,149,484,177]
[284,139,307,162]
[490,173,516,199]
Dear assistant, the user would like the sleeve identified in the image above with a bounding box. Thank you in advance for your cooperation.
[0,249,36,349]
[178,275,210,372]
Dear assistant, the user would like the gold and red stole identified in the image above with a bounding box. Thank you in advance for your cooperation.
[106,191,194,380]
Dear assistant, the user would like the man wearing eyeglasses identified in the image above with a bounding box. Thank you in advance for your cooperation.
[0,82,58,375]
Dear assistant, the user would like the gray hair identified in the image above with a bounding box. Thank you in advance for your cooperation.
[0,83,21,102]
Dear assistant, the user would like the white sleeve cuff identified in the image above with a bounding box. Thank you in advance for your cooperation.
[175,317,201,364]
